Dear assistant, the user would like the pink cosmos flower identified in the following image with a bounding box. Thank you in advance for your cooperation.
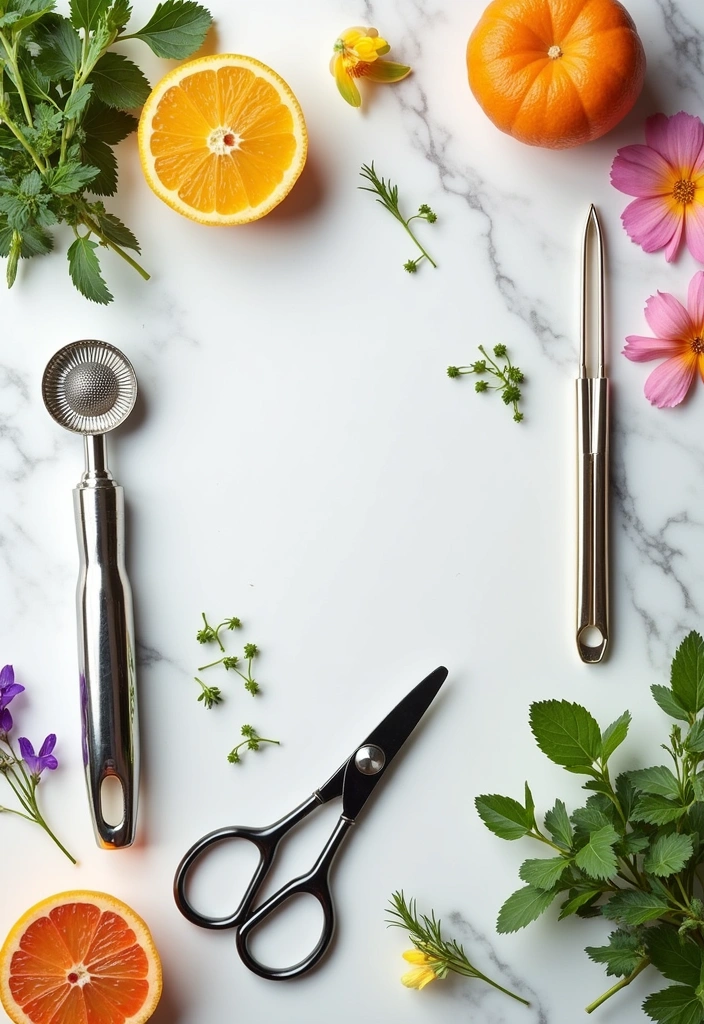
[624,271,704,407]
[611,111,704,262]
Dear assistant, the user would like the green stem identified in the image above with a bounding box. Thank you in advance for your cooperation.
[0,31,34,129]
[26,788,76,864]
[585,958,650,1013]
[198,658,225,672]
[401,220,437,269]
[469,969,530,1007]
[0,111,45,171]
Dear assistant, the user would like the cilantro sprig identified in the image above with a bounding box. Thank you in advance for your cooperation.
[0,0,212,302]
[477,631,704,1022]
[448,344,525,423]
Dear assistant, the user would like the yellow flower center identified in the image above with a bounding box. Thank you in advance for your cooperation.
[547,45,562,59]
[673,179,696,204]
[692,337,704,354]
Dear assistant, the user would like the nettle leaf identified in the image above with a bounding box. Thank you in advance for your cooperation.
[602,890,669,926]
[572,803,613,838]
[3,0,54,32]
[644,833,694,878]
[67,236,113,303]
[107,0,132,31]
[632,794,688,826]
[585,929,646,978]
[642,984,704,1024]
[475,795,531,841]
[519,857,570,891]
[79,136,117,194]
[91,209,139,251]
[574,824,619,880]
[601,711,632,761]
[125,0,212,59]
[69,0,110,31]
[46,160,98,194]
[629,766,681,800]
[0,223,53,258]
[544,799,574,849]
[671,632,704,717]
[89,52,150,108]
[63,82,93,121]
[686,718,704,753]
[529,700,602,771]
[617,831,651,856]
[652,684,691,723]
[685,805,704,850]
[496,885,559,934]
[558,888,603,920]
[36,16,81,79]
[646,926,702,987]
[616,772,639,821]
[82,98,137,144]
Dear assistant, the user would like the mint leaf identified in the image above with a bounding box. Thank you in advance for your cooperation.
[646,926,702,987]
[643,833,694,877]
[496,885,559,933]
[652,684,691,723]
[602,890,669,926]
[519,857,570,890]
[92,209,139,251]
[89,52,151,108]
[79,136,117,195]
[544,799,574,849]
[632,794,688,826]
[36,16,81,79]
[642,984,703,1024]
[586,929,646,978]
[475,794,531,841]
[686,718,704,753]
[601,711,631,761]
[574,824,619,880]
[629,766,681,800]
[46,160,98,194]
[69,0,110,30]
[671,632,704,717]
[67,236,112,303]
[124,0,212,58]
[82,98,137,144]
[63,82,93,121]
[529,700,602,770]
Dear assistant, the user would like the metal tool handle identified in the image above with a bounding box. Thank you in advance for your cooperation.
[576,378,609,664]
[74,435,138,848]
[235,816,354,980]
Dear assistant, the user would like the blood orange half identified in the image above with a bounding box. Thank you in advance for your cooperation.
[0,891,162,1024]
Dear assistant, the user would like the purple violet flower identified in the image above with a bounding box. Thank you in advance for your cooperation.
[0,665,24,735]
[19,734,58,776]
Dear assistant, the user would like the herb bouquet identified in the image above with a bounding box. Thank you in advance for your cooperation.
[477,631,704,1023]
[0,0,212,302]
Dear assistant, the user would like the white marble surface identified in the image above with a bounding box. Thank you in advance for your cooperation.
[2,0,704,1021]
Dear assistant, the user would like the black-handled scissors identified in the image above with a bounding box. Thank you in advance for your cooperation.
[174,666,447,980]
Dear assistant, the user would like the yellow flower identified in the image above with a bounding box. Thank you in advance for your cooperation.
[400,950,441,990]
[330,26,411,107]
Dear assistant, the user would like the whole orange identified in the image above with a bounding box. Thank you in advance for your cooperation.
[467,0,646,149]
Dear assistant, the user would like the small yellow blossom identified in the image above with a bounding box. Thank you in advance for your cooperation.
[330,26,411,107]
[400,949,441,990]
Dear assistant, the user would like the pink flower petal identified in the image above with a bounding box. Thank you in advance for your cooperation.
[644,352,697,408]
[623,335,685,362]
[610,145,674,198]
[685,202,704,263]
[621,197,683,258]
[687,270,704,329]
[645,111,704,176]
[644,290,693,338]
[664,214,685,261]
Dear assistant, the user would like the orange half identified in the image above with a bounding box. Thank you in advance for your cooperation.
[138,54,308,225]
[0,891,162,1024]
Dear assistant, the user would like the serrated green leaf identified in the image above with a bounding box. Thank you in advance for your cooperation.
[89,51,150,108]
[629,766,681,800]
[81,98,136,144]
[643,984,703,1024]
[475,794,531,841]
[558,888,603,920]
[602,889,669,926]
[586,929,646,978]
[63,82,92,121]
[574,824,619,880]
[16,223,53,255]
[686,719,704,753]
[67,236,112,303]
[91,209,139,251]
[496,885,559,934]
[572,798,616,837]
[79,135,117,194]
[644,833,694,877]
[524,781,536,829]
[69,0,109,30]
[519,857,570,890]
[544,799,573,849]
[36,16,81,79]
[616,772,639,821]
[632,793,688,826]
[107,0,132,30]
[652,685,691,723]
[124,0,212,58]
[46,159,98,194]
[601,711,631,761]
[529,700,602,770]
[671,632,704,717]
[4,0,55,32]
[646,926,702,987]
[617,831,651,855]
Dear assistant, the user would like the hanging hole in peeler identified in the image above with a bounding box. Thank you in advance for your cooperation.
[101,775,125,828]
[578,625,604,649]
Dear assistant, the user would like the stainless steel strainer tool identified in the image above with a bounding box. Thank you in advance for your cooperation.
[42,340,139,849]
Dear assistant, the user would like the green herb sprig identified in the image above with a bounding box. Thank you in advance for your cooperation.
[448,344,525,422]
[359,162,437,273]
[477,630,704,1022]
[386,891,529,1002]
[227,724,279,765]
[0,0,213,303]
[194,612,261,702]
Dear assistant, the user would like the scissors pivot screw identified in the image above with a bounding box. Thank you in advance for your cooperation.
[354,744,385,775]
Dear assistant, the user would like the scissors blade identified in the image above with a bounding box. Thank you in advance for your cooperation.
[341,666,447,821]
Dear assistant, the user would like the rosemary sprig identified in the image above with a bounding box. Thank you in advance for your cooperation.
[448,344,525,423]
[359,162,437,273]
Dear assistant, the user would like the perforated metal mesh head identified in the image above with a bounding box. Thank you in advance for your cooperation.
[42,341,137,435]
